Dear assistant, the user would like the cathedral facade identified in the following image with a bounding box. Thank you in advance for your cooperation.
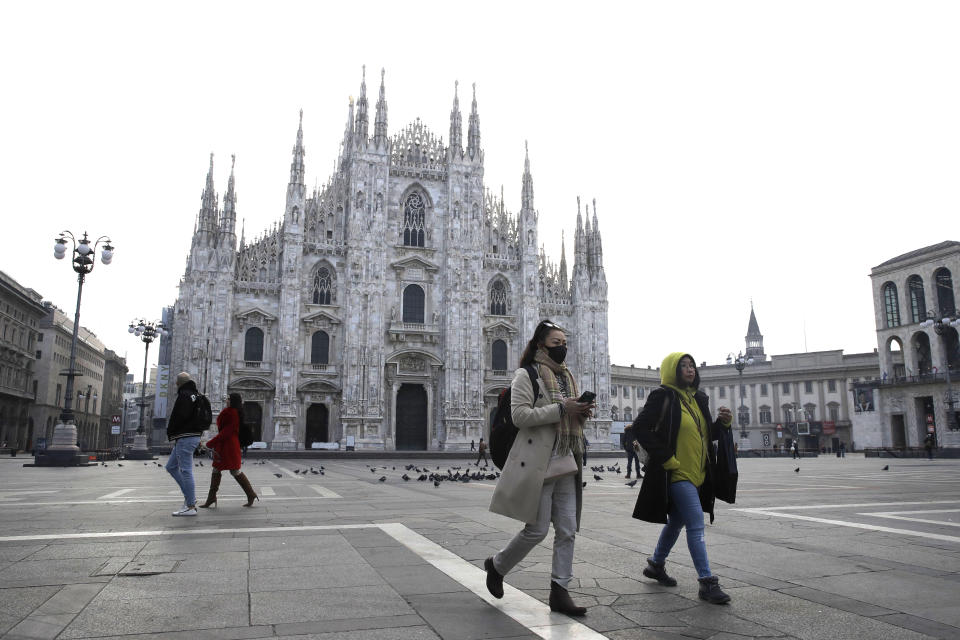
[169,70,610,450]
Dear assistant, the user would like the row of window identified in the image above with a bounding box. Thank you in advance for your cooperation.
[883,268,956,328]
[612,379,840,400]
[611,403,842,424]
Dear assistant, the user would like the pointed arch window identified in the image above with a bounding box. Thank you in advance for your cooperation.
[883,282,901,328]
[402,284,425,324]
[402,192,426,247]
[492,339,507,371]
[908,275,926,323]
[935,268,956,317]
[489,281,507,315]
[244,327,264,362]
[312,266,333,305]
[311,331,329,365]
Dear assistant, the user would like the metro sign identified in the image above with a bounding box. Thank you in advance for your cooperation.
[111,415,122,425]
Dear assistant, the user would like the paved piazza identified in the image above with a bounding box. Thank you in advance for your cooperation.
[0,454,958,640]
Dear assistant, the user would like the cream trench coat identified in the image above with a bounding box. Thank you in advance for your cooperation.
[488,366,584,529]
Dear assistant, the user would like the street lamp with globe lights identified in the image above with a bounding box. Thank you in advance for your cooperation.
[38,231,114,466]
[919,311,960,431]
[127,320,169,457]
[727,351,754,441]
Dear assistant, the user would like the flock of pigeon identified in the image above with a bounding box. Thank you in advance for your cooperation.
[364,463,501,487]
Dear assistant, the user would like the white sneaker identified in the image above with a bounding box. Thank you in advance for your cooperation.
[172,505,197,517]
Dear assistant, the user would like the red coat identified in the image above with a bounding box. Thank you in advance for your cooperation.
[207,407,242,471]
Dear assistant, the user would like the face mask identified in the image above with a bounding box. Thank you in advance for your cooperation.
[546,344,567,364]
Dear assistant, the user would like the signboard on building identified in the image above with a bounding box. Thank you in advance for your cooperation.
[822,421,836,435]
[111,425,121,435]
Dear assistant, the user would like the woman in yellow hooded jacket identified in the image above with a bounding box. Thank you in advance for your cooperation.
[629,353,734,604]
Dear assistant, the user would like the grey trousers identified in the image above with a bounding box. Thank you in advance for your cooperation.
[492,474,577,588]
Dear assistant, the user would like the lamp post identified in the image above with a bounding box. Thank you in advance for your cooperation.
[920,312,960,433]
[37,231,114,466]
[727,351,754,444]
[126,319,168,459]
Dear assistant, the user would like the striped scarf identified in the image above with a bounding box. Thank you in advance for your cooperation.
[534,349,583,458]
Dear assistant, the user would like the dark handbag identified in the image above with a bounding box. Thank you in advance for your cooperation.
[713,426,738,503]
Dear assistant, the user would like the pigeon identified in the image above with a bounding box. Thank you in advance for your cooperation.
[402,474,410,481]
[274,473,283,478]
[882,465,889,471]
[378,476,387,482]
[626,479,638,487]
[434,480,440,487]
[593,474,603,481]
[198,461,203,467]
[117,463,123,467]
[794,467,800,473]
[143,462,148,466]
[582,481,588,488]
[310,469,319,474]
[370,468,377,473]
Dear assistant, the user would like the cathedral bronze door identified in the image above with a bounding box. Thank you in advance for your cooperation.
[396,384,428,450]
[306,404,329,448]
[242,402,262,442]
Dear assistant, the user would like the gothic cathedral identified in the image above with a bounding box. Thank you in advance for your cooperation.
[170,69,611,450]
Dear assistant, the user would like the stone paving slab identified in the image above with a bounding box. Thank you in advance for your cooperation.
[0,456,958,639]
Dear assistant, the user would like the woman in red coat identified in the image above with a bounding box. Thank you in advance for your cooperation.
[200,393,258,507]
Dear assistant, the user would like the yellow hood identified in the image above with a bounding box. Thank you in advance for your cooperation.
[660,352,700,392]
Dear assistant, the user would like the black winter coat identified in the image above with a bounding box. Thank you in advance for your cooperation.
[166,380,203,441]
[629,386,726,525]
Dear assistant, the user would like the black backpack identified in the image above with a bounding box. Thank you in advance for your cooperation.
[490,365,539,470]
[191,393,213,430]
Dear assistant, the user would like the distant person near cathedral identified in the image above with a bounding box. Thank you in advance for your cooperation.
[200,393,259,508]
[476,438,489,466]
[486,320,594,617]
[166,372,204,517]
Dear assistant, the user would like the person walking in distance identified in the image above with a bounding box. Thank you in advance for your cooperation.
[485,320,595,616]
[632,353,734,604]
[623,424,643,479]
[166,372,204,516]
[199,393,259,508]
[792,441,799,459]
[476,438,489,466]
[471,439,476,452]
[924,433,935,460]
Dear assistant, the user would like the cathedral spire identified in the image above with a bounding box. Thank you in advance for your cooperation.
[467,82,481,161]
[449,80,462,155]
[342,97,355,160]
[355,65,369,142]
[196,153,218,246]
[591,198,603,270]
[290,110,305,186]
[559,230,568,290]
[220,153,237,245]
[374,68,388,149]
[521,140,534,212]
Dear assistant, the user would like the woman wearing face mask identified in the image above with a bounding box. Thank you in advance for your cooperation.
[485,320,595,616]
[629,353,733,604]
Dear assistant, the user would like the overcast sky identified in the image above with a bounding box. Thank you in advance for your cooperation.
[3,1,959,383]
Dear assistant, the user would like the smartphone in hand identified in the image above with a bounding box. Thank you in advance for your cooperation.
[577,391,596,404]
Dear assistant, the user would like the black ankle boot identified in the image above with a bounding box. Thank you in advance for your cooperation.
[642,559,677,586]
[484,557,503,599]
[549,581,586,616]
[697,576,731,604]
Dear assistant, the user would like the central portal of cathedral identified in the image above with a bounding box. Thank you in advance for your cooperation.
[395,384,428,450]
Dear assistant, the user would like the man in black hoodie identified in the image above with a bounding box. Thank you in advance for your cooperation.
[166,372,204,516]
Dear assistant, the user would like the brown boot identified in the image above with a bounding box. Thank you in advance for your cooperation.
[199,471,221,508]
[235,472,259,507]
[549,580,586,616]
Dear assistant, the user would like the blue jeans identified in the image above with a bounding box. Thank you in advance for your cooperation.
[651,480,712,578]
[166,436,201,506]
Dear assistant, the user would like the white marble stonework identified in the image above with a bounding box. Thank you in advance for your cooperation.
[169,71,611,450]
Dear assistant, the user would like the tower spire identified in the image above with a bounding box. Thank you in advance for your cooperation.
[374,68,388,149]
[449,80,462,155]
[196,153,218,246]
[355,65,369,141]
[591,198,602,270]
[745,302,766,360]
[521,140,534,211]
[559,230,568,290]
[220,153,237,244]
[467,82,481,160]
[290,110,305,186]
